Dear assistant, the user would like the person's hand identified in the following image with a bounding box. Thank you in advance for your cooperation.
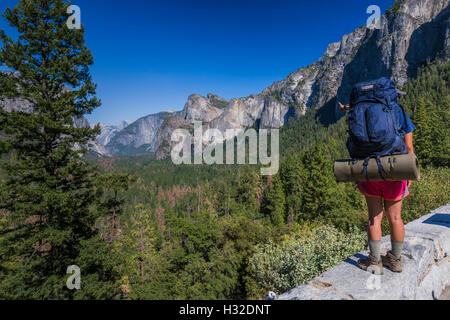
[338,102,350,112]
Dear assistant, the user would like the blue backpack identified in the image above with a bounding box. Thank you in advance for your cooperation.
[346,78,407,178]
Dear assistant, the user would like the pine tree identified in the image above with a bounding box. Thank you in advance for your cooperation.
[115,201,157,299]
[435,96,450,166]
[236,168,262,219]
[263,174,286,226]
[400,61,450,167]
[414,97,436,166]
[299,142,337,222]
[0,0,116,299]
[97,173,136,243]
[279,154,304,223]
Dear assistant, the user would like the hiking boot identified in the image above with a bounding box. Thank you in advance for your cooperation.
[357,254,384,275]
[382,251,402,273]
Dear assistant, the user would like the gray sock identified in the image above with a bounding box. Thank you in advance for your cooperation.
[369,240,381,261]
[391,241,404,259]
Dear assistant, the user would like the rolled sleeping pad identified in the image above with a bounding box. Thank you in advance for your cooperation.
[334,154,420,183]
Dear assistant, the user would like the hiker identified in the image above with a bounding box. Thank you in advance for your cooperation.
[339,78,415,275]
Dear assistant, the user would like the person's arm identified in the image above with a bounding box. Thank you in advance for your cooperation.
[404,132,414,188]
[404,132,414,154]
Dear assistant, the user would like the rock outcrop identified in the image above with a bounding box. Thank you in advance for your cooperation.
[0,96,110,157]
[0,97,33,113]
[154,114,193,160]
[279,203,450,300]
[94,121,131,146]
[180,94,226,123]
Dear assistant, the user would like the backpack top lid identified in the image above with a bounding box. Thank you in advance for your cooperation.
[350,77,400,109]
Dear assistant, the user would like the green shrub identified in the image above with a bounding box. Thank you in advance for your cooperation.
[247,225,366,296]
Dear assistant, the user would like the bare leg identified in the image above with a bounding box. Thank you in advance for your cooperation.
[366,196,384,241]
[384,199,404,242]
[383,199,404,266]
[357,196,384,274]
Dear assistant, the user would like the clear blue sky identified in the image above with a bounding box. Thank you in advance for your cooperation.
[0,0,394,125]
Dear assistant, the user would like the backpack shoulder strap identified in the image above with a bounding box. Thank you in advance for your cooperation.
[396,103,408,135]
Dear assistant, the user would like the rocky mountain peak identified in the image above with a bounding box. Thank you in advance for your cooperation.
[261,0,449,124]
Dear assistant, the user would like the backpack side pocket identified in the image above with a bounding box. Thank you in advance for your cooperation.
[366,104,395,146]
[348,104,369,145]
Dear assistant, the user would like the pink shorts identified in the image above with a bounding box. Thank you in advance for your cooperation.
[357,181,409,201]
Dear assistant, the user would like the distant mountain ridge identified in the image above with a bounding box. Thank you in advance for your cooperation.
[93,121,132,146]
[2,0,449,159]
[98,0,449,159]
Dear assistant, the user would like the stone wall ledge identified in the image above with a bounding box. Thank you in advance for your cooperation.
[279,203,450,300]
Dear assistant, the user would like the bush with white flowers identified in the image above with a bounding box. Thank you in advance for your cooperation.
[248,225,366,294]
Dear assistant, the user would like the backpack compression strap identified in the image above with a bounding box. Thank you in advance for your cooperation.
[362,156,388,181]
[375,156,387,181]
[362,157,370,181]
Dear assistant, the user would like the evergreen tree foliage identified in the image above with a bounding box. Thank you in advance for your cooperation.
[298,142,336,221]
[115,202,157,299]
[263,174,286,226]
[0,0,117,299]
[400,62,450,167]
[413,97,436,165]
[97,173,136,243]
[236,168,262,219]
[279,154,304,223]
